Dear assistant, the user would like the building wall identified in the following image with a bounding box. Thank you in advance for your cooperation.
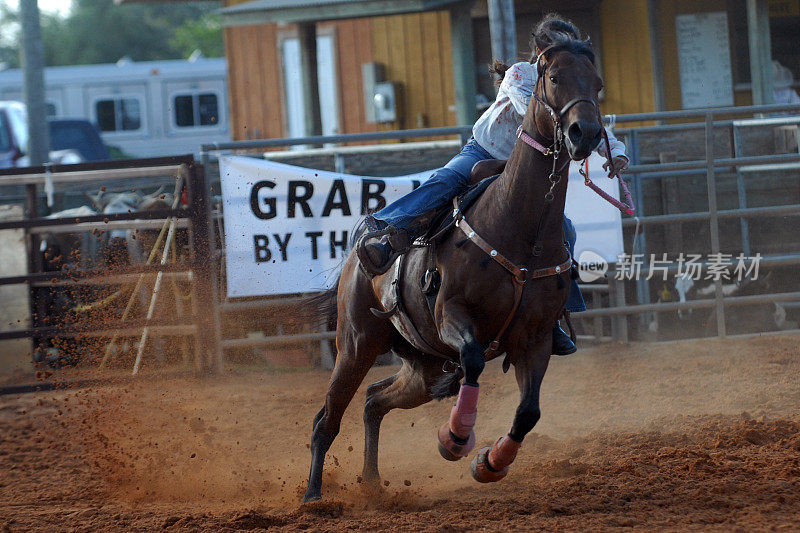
[222,1,666,142]
[224,19,377,142]
[599,0,656,116]
[223,10,456,141]
[370,11,457,131]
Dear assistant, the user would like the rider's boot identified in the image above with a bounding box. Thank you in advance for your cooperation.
[552,321,577,356]
[358,218,424,275]
[362,231,411,273]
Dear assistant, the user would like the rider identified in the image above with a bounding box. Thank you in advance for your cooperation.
[361,13,629,355]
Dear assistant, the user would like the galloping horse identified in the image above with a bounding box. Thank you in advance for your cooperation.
[303,34,606,502]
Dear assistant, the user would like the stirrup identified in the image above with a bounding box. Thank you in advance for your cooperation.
[356,226,409,276]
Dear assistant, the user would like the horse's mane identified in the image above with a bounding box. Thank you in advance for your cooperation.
[491,28,595,85]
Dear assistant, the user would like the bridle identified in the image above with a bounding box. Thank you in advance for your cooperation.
[517,44,635,215]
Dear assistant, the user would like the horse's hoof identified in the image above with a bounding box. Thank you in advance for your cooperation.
[301,491,322,503]
[437,423,475,461]
[471,446,509,483]
[438,440,462,461]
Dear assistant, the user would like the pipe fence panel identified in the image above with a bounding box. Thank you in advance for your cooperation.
[0,155,220,380]
[200,103,800,359]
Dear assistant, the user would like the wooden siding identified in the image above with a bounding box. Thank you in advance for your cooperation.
[223,12,376,141]
[334,19,378,136]
[224,24,284,140]
[600,0,656,117]
[370,11,457,131]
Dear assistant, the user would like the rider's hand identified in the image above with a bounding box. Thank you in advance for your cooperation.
[603,156,629,179]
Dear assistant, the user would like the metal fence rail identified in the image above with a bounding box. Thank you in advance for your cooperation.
[0,155,220,373]
[199,103,800,357]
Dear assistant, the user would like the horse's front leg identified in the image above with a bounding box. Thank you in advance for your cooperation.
[436,300,485,461]
[471,341,550,482]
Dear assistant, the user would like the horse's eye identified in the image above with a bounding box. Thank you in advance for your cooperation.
[549,76,558,85]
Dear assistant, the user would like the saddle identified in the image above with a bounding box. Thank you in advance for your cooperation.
[368,161,508,358]
[422,159,507,242]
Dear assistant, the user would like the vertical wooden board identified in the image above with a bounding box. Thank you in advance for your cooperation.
[387,14,409,129]
[633,3,655,114]
[240,26,259,139]
[229,27,251,140]
[223,28,241,139]
[335,20,354,134]
[603,0,627,114]
[403,14,427,129]
[421,12,446,127]
[253,25,271,139]
[601,0,655,117]
[253,24,283,138]
[371,16,390,67]
[249,25,269,139]
[438,11,456,126]
[354,18,377,133]
[369,16,391,135]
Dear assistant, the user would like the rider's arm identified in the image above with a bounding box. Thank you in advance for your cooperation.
[500,62,535,116]
[595,127,628,161]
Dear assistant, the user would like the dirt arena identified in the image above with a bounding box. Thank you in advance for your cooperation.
[1,335,799,531]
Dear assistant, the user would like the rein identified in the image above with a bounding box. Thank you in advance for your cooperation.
[524,53,637,216]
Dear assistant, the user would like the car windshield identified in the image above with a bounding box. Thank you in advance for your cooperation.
[48,121,108,160]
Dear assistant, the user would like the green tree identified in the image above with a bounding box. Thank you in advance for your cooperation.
[169,14,224,58]
[0,0,223,68]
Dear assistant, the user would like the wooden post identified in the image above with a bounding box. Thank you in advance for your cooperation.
[487,0,516,65]
[186,163,222,373]
[298,22,323,140]
[20,0,50,166]
[449,1,477,126]
[747,0,774,105]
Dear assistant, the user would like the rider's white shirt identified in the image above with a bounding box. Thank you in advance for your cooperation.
[472,61,627,162]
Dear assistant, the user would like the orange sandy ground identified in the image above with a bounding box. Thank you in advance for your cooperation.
[1,335,799,532]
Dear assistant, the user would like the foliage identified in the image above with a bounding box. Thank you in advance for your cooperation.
[0,0,223,68]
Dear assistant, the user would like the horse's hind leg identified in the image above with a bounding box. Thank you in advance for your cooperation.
[362,355,440,482]
[303,266,395,503]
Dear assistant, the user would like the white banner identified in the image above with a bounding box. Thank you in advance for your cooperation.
[220,154,623,297]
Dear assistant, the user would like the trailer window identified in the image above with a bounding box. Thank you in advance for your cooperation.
[95,98,141,132]
[173,93,218,128]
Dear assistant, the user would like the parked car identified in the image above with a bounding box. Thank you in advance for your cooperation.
[0,101,96,169]
[48,119,110,162]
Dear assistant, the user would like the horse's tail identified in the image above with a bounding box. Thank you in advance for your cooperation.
[430,368,463,400]
[305,274,340,335]
[306,277,340,323]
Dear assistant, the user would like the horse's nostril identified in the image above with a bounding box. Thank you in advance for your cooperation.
[568,123,582,144]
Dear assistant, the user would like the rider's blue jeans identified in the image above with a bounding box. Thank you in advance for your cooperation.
[373,138,492,229]
[372,137,585,314]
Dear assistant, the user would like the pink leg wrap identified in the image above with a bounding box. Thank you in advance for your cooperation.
[487,434,522,471]
[437,384,479,460]
[449,384,479,438]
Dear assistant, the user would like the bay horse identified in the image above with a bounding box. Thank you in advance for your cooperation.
[302,34,605,502]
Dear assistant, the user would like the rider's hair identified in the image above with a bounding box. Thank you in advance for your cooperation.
[490,13,584,84]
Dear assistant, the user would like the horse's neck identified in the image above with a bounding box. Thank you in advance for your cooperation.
[483,133,570,260]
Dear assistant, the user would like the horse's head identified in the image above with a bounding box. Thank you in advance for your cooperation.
[528,35,604,160]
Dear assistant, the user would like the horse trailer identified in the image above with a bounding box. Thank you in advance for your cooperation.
[0,57,230,158]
